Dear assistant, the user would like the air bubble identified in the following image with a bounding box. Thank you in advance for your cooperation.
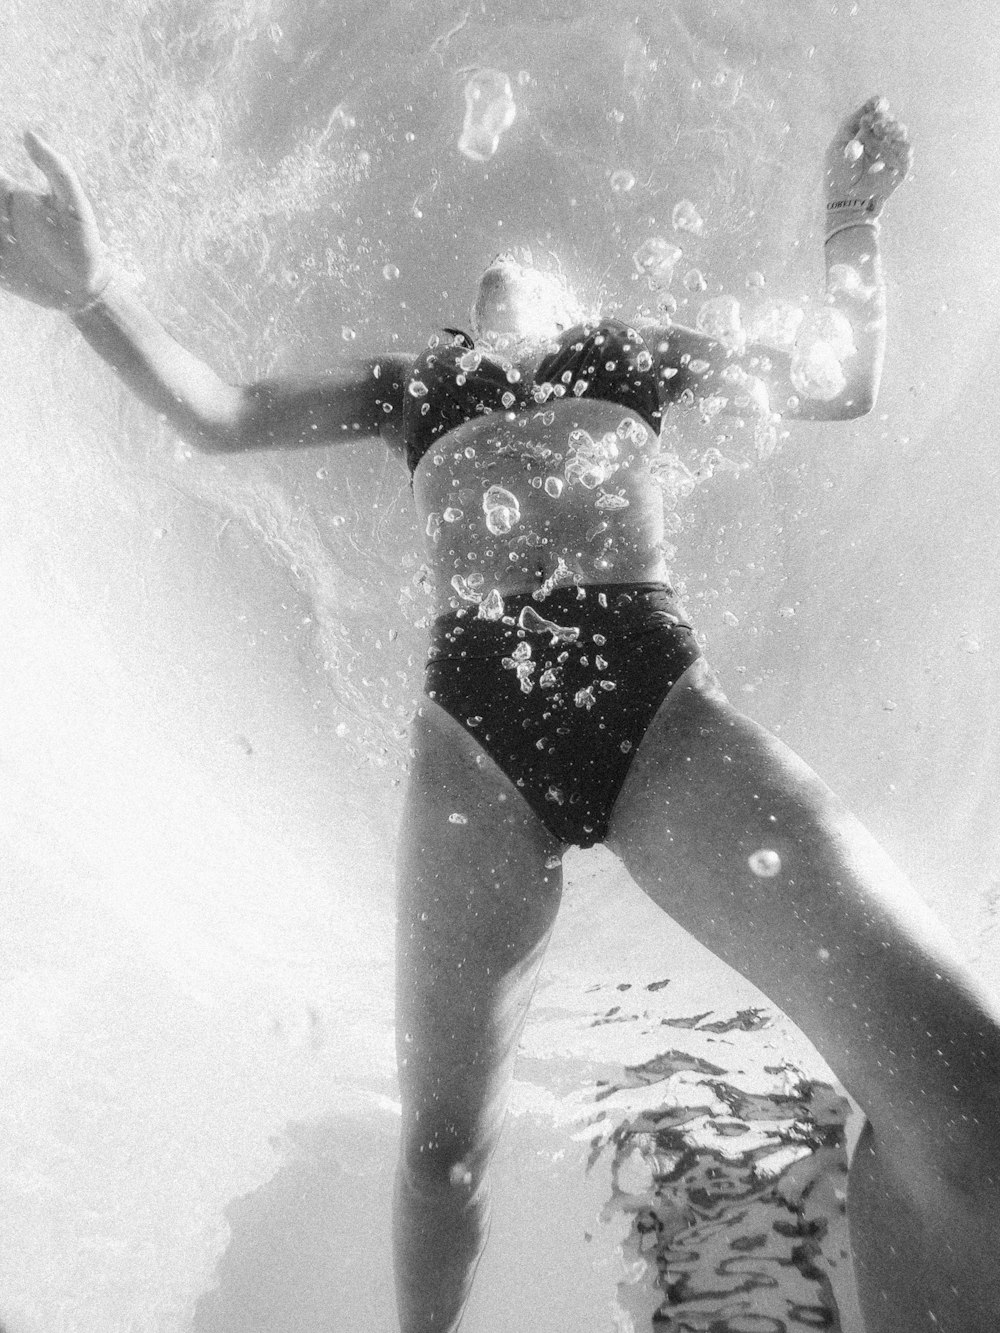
[483,485,521,535]
[827,264,876,301]
[748,848,781,878]
[790,342,847,401]
[684,269,707,293]
[518,605,580,643]
[458,69,517,162]
[745,301,804,351]
[488,507,517,535]
[797,307,856,360]
[696,295,746,352]
[565,458,608,488]
[478,589,505,620]
[408,379,428,398]
[672,199,704,234]
[632,236,683,288]
[610,169,636,194]
[544,476,564,498]
[382,263,400,281]
[451,574,483,603]
[341,326,357,341]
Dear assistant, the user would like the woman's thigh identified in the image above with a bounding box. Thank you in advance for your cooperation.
[605,660,1000,1180]
[396,699,565,1180]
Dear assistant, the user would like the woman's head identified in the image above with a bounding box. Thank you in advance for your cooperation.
[470,253,585,343]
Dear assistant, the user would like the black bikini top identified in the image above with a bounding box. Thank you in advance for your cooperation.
[402,319,668,475]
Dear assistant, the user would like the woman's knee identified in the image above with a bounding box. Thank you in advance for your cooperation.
[398,1105,500,1200]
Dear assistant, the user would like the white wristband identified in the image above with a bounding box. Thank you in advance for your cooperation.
[825,198,881,243]
[825,216,881,244]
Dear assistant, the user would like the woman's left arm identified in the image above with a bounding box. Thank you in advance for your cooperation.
[643,96,913,424]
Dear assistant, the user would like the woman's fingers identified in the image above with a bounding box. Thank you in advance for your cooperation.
[23,129,91,217]
[832,95,887,148]
[856,109,913,179]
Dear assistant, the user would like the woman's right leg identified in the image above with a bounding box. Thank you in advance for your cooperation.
[394,699,565,1333]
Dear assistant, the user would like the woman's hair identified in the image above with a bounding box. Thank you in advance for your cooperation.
[471,252,588,337]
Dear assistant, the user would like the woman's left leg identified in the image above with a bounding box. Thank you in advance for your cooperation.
[605,659,1000,1333]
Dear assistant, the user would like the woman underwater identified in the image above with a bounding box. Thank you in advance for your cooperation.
[2,97,999,1333]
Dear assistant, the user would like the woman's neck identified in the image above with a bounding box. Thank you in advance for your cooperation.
[473,324,566,358]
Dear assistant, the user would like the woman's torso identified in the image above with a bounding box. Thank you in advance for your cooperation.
[405,323,675,607]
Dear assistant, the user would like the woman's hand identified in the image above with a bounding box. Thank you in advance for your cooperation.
[0,131,111,311]
[824,96,913,233]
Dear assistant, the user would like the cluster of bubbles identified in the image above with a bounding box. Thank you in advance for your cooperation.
[789,307,856,401]
[458,69,517,162]
[497,608,614,698]
[629,199,704,292]
[564,427,622,489]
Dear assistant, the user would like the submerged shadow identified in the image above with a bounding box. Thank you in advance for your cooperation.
[192,1105,398,1333]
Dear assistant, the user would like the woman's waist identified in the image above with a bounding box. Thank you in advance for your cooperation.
[426,581,694,654]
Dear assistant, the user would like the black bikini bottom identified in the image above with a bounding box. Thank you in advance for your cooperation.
[424,583,702,847]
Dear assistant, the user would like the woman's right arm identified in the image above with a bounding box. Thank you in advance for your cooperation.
[1,131,411,455]
[70,281,412,454]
